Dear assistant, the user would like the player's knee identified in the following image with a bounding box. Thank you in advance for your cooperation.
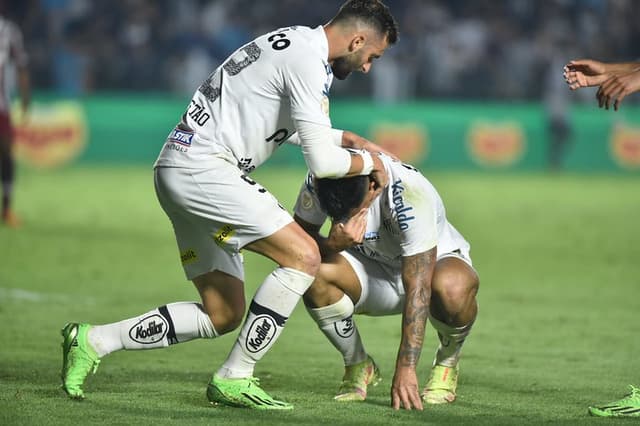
[432,265,478,308]
[293,240,321,276]
[208,302,245,335]
[211,313,243,335]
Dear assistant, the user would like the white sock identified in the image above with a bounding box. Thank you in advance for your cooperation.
[429,316,473,368]
[307,294,367,366]
[217,267,313,379]
[88,302,218,357]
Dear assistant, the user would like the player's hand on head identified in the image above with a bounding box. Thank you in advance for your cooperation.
[391,367,424,411]
[340,208,368,243]
[363,140,399,161]
[370,155,388,190]
[328,208,367,250]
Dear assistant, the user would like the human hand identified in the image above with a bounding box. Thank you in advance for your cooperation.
[597,69,640,111]
[327,208,368,251]
[370,154,388,191]
[564,59,610,89]
[391,366,424,411]
[343,131,398,160]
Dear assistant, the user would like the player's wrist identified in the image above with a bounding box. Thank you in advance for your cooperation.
[359,151,374,175]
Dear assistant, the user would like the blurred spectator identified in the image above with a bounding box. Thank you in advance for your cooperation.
[5,0,640,101]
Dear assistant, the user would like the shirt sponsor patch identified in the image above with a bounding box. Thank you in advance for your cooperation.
[364,231,380,241]
[169,128,194,146]
[213,224,235,246]
[180,249,198,264]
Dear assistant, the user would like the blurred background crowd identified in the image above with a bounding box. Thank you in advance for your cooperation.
[7,0,640,102]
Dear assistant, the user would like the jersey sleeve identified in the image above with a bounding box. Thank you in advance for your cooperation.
[293,172,328,226]
[396,172,439,257]
[282,55,331,126]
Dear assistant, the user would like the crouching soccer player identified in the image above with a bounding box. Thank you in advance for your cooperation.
[293,153,479,410]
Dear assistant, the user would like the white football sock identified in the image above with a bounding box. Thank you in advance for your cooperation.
[88,302,218,357]
[216,267,313,379]
[307,294,367,366]
[429,316,473,368]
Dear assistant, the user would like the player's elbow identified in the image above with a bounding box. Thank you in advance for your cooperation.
[308,163,341,179]
[305,153,350,178]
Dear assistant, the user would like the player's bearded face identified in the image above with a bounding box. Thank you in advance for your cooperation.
[332,51,365,80]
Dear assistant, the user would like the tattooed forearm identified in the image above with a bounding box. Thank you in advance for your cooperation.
[396,249,436,367]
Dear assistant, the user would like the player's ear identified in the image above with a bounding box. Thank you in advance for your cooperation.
[348,34,366,53]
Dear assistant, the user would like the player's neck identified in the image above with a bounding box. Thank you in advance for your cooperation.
[323,23,350,62]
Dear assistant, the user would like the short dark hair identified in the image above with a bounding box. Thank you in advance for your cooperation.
[332,0,399,45]
[315,175,369,222]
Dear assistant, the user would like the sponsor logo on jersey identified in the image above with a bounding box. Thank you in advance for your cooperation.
[364,231,379,241]
[610,123,640,169]
[334,316,355,338]
[245,315,277,353]
[169,128,194,147]
[180,249,198,264]
[213,224,235,246]
[321,96,330,116]
[391,179,415,231]
[129,314,168,344]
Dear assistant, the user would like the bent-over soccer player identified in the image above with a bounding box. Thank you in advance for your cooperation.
[294,152,479,410]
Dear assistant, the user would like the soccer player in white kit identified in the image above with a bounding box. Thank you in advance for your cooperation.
[294,153,479,410]
[0,13,29,227]
[60,0,399,410]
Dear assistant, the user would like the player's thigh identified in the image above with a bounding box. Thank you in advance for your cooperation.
[154,164,294,278]
[304,252,361,308]
[342,250,405,316]
[245,221,320,275]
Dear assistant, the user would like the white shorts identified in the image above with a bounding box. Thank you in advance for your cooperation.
[154,160,293,281]
[342,244,474,317]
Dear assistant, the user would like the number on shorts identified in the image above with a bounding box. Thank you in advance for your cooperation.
[241,174,267,193]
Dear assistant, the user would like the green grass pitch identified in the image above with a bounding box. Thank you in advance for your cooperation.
[1,165,639,425]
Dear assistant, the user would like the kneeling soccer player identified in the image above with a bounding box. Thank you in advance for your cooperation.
[293,153,479,410]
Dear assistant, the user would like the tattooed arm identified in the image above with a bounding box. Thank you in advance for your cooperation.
[391,247,437,411]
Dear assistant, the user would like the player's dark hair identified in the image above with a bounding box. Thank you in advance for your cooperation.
[332,0,399,44]
[315,175,369,222]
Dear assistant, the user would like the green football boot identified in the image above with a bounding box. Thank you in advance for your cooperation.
[589,385,640,417]
[334,356,381,402]
[422,364,458,404]
[61,323,100,399]
[207,375,293,410]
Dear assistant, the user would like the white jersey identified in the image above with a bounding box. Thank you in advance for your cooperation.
[155,25,334,172]
[294,154,471,269]
[0,16,27,113]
